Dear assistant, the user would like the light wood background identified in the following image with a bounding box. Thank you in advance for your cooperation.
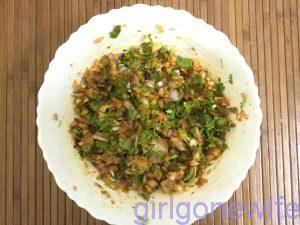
[0,0,299,225]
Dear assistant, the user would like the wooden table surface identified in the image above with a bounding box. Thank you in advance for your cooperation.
[0,0,299,225]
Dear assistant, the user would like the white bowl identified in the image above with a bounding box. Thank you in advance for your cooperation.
[37,4,262,225]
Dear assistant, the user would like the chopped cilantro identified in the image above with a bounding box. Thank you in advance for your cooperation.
[128,109,138,120]
[132,174,142,185]
[229,107,238,113]
[95,118,114,132]
[109,25,121,38]
[77,145,93,158]
[240,93,247,108]
[216,117,228,128]
[228,74,233,84]
[182,165,197,182]
[176,56,193,69]
[151,72,159,82]
[158,46,170,61]
[118,140,133,150]
[89,101,99,112]
[214,79,225,97]
[194,75,204,85]
[95,140,109,149]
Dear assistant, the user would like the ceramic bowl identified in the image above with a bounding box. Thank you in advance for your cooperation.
[37,4,262,225]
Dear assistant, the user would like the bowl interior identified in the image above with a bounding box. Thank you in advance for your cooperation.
[37,4,261,225]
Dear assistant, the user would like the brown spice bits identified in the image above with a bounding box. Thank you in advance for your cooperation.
[94,182,103,189]
[52,113,58,121]
[193,59,202,72]
[95,182,111,198]
[72,185,78,191]
[83,161,89,169]
[101,189,111,198]
[207,169,212,175]
[236,109,249,121]
[93,36,104,44]
[196,177,208,187]
[155,24,164,33]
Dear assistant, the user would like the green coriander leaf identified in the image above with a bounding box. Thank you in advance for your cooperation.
[228,74,233,84]
[109,25,121,38]
[158,46,169,61]
[141,40,153,56]
[118,140,133,150]
[76,145,93,158]
[216,117,227,128]
[196,146,204,159]
[214,79,225,97]
[178,128,190,142]
[176,56,193,69]
[240,93,247,108]
[206,91,214,99]
[89,101,99,112]
[166,109,176,120]
[169,71,180,77]
[110,140,118,146]
[194,75,204,85]
[93,92,102,101]
[132,174,142,185]
[100,55,110,66]
[228,106,238,113]
[141,191,150,201]
[95,140,109,149]
[141,84,155,93]
[148,148,165,161]
[151,72,159,82]
[128,109,138,120]
[182,165,197,182]
[96,118,114,132]
[139,131,149,143]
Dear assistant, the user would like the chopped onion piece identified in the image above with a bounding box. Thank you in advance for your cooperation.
[169,89,179,102]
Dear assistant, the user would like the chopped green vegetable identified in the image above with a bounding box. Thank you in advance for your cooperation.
[132,174,142,185]
[118,140,133,150]
[95,140,109,149]
[109,25,121,38]
[89,101,99,112]
[229,106,238,113]
[95,118,114,132]
[176,56,193,69]
[182,165,197,182]
[240,93,247,108]
[77,145,93,158]
[228,74,233,84]
[216,117,228,128]
[128,109,138,120]
[214,79,225,97]
[194,75,204,85]
[151,72,159,82]
[158,46,170,61]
